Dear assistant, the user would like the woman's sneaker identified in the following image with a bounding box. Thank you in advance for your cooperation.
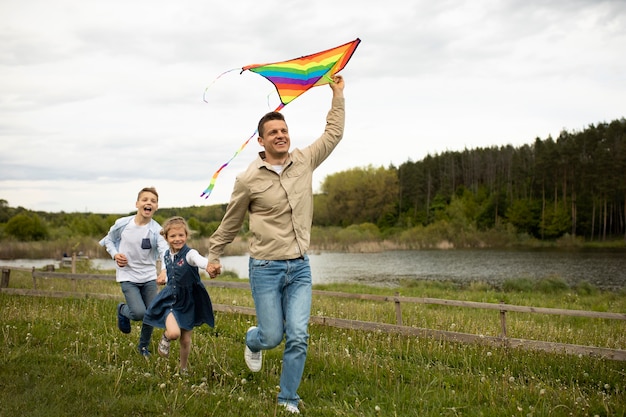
[158,333,170,357]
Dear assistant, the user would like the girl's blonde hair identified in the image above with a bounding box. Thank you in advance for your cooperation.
[160,216,190,238]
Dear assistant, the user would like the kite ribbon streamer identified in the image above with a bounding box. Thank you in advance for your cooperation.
[201,38,361,199]
[199,129,259,198]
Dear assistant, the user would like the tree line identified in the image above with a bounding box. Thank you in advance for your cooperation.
[1,118,625,244]
[314,118,626,241]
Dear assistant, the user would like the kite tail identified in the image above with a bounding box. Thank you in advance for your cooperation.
[200,103,284,199]
[200,130,258,199]
[202,68,240,103]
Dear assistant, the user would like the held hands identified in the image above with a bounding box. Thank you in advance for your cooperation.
[157,269,167,285]
[207,262,221,279]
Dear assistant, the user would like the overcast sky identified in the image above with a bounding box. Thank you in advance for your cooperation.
[1,0,624,214]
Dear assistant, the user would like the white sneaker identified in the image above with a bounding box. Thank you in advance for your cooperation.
[244,326,262,372]
[280,403,300,414]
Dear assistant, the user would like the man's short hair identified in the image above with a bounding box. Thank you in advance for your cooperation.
[257,111,285,138]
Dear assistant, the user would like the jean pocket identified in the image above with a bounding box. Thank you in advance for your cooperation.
[141,238,152,249]
[250,258,271,268]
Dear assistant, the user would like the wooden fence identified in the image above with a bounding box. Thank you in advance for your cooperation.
[1,266,625,361]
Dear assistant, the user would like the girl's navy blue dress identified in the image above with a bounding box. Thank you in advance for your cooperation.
[144,245,214,330]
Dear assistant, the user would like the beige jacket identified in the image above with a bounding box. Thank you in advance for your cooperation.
[208,97,345,263]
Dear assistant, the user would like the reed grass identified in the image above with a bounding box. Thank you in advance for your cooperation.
[1,270,625,416]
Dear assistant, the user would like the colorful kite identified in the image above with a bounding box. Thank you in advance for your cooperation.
[200,38,361,199]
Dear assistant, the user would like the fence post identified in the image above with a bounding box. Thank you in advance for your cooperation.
[31,267,38,290]
[394,292,403,326]
[499,300,507,338]
[1,268,10,288]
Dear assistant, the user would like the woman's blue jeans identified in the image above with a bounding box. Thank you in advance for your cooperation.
[247,255,312,408]
[120,280,157,351]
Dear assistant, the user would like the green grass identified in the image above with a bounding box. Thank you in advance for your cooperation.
[1,273,625,416]
[1,297,624,417]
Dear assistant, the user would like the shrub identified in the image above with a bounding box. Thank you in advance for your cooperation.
[574,280,598,296]
[4,213,49,241]
[502,277,535,292]
[536,276,569,293]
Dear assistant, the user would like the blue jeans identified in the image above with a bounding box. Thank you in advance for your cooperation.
[120,280,157,350]
[247,256,312,408]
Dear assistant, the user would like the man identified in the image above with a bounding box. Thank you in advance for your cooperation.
[207,74,346,414]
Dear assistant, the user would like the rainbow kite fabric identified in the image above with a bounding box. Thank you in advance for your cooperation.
[200,38,361,199]
[243,38,361,111]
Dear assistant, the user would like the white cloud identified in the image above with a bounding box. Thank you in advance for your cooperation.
[1,0,625,212]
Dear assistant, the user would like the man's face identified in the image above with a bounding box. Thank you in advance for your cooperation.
[135,192,158,218]
[258,119,290,158]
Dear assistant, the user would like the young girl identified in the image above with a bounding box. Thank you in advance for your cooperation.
[143,216,215,373]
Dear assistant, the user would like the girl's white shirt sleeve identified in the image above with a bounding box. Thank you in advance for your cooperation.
[185,249,209,269]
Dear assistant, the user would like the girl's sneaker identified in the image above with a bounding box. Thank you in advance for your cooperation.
[158,334,170,357]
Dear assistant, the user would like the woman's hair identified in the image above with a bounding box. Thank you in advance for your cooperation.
[160,216,190,237]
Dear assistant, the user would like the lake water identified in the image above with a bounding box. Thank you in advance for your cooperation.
[4,249,624,290]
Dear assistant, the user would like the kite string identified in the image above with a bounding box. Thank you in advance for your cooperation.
[202,68,240,103]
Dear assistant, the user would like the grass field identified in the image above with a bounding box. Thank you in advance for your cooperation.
[1,270,625,416]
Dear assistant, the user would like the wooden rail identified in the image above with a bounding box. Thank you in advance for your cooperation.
[1,267,624,361]
[31,267,116,291]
